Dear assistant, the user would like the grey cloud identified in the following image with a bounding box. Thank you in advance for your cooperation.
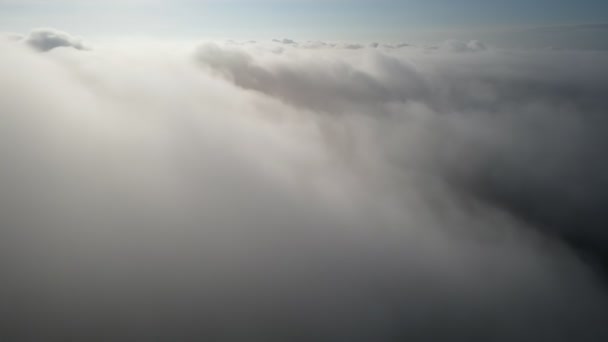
[1,36,608,341]
[273,38,297,45]
[383,42,410,49]
[195,43,402,113]
[341,42,365,50]
[299,40,338,49]
[22,28,87,52]
[292,41,398,51]
[196,43,608,277]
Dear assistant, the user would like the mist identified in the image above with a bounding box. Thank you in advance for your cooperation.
[1,30,608,341]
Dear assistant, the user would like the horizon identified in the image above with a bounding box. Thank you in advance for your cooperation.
[1,0,608,48]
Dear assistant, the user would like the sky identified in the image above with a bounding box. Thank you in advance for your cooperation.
[1,0,607,47]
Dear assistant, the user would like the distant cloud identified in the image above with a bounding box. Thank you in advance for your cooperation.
[525,23,608,33]
[274,40,412,51]
[383,42,410,49]
[0,32,23,41]
[341,42,365,50]
[299,40,334,49]
[273,38,297,45]
[22,28,87,52]
[439,39,487,52]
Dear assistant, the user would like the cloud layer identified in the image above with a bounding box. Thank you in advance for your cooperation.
[1,31,608,341]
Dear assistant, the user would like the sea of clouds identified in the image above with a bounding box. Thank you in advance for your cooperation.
[2,28,608,341]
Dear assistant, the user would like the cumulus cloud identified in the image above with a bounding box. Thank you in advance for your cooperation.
[21,28,87,51]
[1,31,608,341]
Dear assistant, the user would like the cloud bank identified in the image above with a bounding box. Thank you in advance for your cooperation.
[2,30,608,341]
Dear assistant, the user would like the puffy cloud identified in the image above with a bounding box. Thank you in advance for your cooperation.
[22,28,87,51]
[1,33,608,341]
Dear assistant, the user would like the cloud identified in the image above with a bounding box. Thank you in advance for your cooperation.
[299,40,340,49]
[383,42,410,49]
[273,38,297,45]
[22,28,87,51]
[439,39,487,52]
[1,32,608,341]
[195,42,410,114]
[0,32,23,41]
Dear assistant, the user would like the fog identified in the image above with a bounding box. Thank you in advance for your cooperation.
[2,30,608,341]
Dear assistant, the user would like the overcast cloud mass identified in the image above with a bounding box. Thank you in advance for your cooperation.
[2,28,608,341]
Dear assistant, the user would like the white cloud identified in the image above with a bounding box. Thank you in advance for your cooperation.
[0,32,23,41]
[1,29,608,341]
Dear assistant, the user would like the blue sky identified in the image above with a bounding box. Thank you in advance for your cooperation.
[1,0,607,47]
